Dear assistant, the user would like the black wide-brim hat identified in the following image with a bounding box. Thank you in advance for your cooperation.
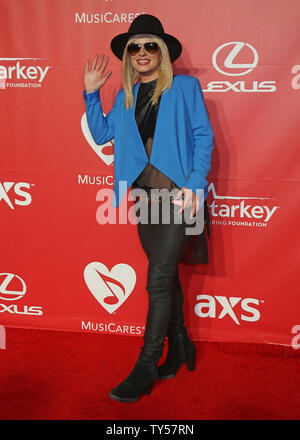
[110,14,182,62]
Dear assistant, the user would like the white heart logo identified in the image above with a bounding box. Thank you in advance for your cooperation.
[84,262,136,314]
[81,113,114,166]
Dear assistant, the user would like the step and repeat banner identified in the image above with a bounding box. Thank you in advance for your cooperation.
[1,0,299,346]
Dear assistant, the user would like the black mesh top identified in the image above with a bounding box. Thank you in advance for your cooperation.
[131,78,179,190]
[131,77,211,265]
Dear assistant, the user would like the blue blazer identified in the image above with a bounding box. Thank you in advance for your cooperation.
[83,74,214,208]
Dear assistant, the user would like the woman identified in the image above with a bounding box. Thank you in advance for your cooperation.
[83,14,214,403]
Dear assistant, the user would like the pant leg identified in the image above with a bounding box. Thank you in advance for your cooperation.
[135,197,191,365]
[135,198,186,342]
[167,270,185,335]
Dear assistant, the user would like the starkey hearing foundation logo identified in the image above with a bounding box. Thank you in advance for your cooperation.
[0,57,50,89]
[204,41,276,93]
[0,273,43,316]
[207,183,279,228]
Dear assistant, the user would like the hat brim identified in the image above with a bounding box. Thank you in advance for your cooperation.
[110,32,182,62]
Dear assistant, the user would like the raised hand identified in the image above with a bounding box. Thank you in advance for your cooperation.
[84,54,112,94]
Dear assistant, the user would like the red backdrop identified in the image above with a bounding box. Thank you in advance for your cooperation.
[1,0,299,346]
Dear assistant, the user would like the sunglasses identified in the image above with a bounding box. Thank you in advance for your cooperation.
[127,42,159,56]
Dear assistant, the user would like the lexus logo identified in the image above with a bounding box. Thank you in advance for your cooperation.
[0,273,26,301]
[212,42,258,76]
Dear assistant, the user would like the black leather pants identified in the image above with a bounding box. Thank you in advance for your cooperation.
[134,189,192,366]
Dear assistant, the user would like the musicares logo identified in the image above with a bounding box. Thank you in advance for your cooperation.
[84,262,136,314]
[81,113,114,166]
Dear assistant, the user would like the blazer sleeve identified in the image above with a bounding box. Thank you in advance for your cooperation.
[82,88,122,145]
[184,77,214,195]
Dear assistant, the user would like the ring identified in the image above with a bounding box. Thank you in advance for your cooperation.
[91,67,95,70]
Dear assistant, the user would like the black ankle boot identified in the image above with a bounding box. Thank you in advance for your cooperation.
[109,359,159,403]
[158,326,196,379]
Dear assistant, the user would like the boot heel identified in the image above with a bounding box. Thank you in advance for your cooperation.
[143,382,153,395]
[186,352,196,371]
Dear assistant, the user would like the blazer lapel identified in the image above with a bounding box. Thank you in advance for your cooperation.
[130,81,147,158]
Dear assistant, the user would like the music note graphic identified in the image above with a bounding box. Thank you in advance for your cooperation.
[96,271,126,305]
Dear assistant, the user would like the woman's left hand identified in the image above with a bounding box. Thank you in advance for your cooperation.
[172,186,200,218]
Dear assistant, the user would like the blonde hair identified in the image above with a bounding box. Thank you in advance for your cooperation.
[121,34,173,109]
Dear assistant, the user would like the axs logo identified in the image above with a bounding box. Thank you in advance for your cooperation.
[0,182,32,209]
[194,295,261,325]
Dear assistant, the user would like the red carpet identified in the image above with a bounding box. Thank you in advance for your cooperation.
[0,327,299,420]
